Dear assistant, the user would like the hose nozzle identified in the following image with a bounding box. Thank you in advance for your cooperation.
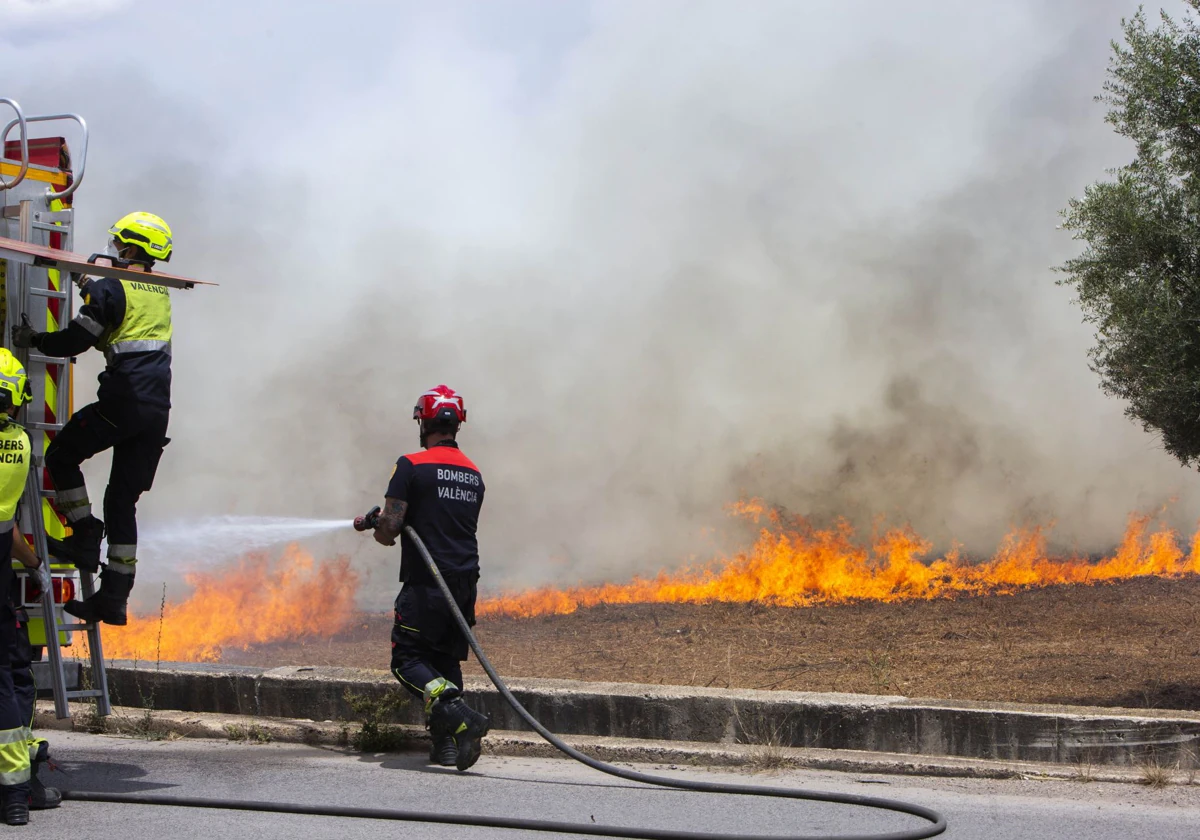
[353,505,381,532]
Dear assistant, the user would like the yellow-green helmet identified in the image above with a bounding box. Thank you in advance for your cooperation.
[109,211,173,263]
[0,348,30,410]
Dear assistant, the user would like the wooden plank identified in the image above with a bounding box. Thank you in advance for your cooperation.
[0,235,213,290]
[0,161,70,187]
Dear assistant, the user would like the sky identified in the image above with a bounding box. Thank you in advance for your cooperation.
[0,0,1195,609]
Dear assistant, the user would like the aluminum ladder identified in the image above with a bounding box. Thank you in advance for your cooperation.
[0,98,111,719]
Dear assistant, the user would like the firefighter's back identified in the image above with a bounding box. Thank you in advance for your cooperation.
[394,440,484,584]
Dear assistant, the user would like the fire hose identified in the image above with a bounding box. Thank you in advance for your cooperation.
[63,516,948,840]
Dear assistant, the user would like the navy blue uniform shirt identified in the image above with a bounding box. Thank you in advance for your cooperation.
[386,440,484,584]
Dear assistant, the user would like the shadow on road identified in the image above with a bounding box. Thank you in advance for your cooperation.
[353,749,470,776]
[48,759,179,794]
[354,748,687,793]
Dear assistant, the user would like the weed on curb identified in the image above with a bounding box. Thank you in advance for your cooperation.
[344,688,412,753]
[225,724,274,744]
[732,704,794,772]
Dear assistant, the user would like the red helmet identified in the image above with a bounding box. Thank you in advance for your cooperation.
[413,385,466,424]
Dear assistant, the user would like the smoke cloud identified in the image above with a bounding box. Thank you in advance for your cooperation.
[2,0,1194,610]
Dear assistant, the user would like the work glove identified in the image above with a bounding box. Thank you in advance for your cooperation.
[10,323,39,349]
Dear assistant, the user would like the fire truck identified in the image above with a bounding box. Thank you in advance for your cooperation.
[0,96,208,719]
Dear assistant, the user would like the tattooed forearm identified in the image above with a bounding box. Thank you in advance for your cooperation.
[373,497,408,546]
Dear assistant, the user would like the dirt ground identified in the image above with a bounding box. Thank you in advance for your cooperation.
[222,575,1200,711]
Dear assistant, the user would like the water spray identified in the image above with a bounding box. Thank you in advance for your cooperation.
[134,515,351,567]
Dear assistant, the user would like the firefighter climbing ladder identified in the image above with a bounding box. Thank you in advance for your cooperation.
[0,98,111,719]
[0,97,211,720]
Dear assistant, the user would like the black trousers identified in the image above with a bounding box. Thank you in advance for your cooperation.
[44,400,169,559]
[0,531,29,793]
[390,573,478,702]
[7,596,42,765]
[10,608,32,744]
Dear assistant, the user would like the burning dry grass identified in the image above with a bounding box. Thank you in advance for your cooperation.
[70,497,1200,666]
[477,499,1200,618]
[89,544,359,662]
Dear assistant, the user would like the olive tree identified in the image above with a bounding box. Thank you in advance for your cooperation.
[1058,2,1200,465]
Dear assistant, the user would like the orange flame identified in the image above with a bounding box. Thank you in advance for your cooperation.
[62,500,1200,662]
[79,544,360,663]
[477,499,1200,619]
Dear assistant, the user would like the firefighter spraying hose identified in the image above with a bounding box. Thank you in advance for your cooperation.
[63,386,947,839]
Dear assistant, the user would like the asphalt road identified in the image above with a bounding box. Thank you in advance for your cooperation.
[23,731,1200,839]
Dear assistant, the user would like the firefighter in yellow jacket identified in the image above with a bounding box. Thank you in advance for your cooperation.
[12,212,173,626]
[0,349,35,825]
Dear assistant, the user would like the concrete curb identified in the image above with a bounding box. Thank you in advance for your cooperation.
[32,700,1161,785]
[99,662,1200,770]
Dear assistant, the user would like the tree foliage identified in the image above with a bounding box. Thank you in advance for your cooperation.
[1058,1,1200,466]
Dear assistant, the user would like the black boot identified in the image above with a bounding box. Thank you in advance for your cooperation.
[428,734,458,767]
[65,566,133,626]
[1,788,29,826]
[430,697,490,772]
[49,515,104,572]
[29,743,59,811]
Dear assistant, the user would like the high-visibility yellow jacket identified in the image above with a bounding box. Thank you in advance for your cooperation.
[0,420,30,532]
